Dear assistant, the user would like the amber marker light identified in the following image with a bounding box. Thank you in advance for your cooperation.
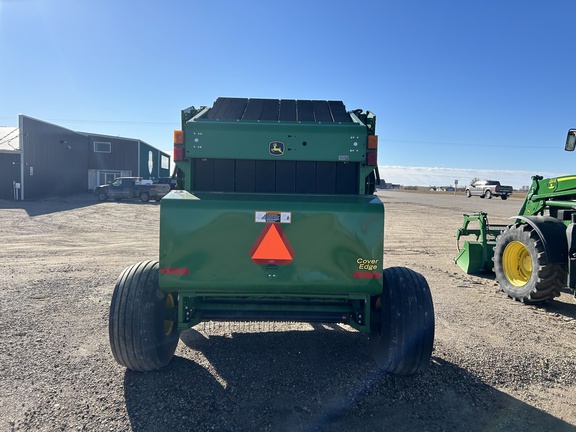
[367,135,378,150]
[174,130,184,145]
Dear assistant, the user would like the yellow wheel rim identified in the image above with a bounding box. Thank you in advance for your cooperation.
[164,293,175,336]
[502,241,532,286]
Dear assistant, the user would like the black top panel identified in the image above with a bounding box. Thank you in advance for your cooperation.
[204,97,352,123]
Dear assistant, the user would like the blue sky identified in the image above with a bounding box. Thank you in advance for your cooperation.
[1,0,576,188]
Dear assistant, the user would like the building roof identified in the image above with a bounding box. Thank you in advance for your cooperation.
[0,126,19,152]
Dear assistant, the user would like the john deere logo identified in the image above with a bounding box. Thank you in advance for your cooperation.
[269,141,285,156]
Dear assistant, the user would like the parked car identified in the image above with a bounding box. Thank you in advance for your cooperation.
[465,180,513,200]
[155,177,177,190]
[95,177,170,202]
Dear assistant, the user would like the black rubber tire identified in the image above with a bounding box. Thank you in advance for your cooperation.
[465,189,471,198]
[370,267,435,375]
[109,260,180,371]
[501,195,508,200]
[140,192,150,202]
[97,191,108,201]
[493,224,564,304]
[484,189,492,199]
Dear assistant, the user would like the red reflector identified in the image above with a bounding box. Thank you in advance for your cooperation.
[161,268,189,275]
[367,151,377,166]
[354,271,381,279]
[173,146,184,161]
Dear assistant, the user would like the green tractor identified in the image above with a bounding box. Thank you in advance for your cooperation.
[455,129,576,304]
[108,98,435,375]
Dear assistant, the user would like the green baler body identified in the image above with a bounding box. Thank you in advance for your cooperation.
[183,119,367,162]
[159,191,383,295]
[161,98,381,331]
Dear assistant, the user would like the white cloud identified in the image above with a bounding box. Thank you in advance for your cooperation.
[379,166,566,190]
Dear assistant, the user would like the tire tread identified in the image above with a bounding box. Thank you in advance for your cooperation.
[109,260,179,371]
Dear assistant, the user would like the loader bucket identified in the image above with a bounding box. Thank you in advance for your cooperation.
[455,240,496,274]
[454,212,505,274]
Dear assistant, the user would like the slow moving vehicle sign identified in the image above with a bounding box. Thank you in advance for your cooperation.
[249,223,295,265]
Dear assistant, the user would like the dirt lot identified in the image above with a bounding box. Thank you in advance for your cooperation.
[0,190,575,432]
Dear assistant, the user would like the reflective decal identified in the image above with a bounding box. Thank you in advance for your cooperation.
[250,223,294,265]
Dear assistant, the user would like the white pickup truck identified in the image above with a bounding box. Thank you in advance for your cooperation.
[465,180,513,200]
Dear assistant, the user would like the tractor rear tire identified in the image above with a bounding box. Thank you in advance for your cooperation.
[109,260,180,371]
[370,267,435,375]
[493,224,564,304]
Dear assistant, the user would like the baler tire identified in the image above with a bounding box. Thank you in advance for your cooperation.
[493,224,564,304]
[140,192,150,202]
[97,191,108,202]
[370,266,435,375]
[109,260,180,371]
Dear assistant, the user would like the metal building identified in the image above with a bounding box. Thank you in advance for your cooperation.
[0,115,170,200]
[0,126,21,200]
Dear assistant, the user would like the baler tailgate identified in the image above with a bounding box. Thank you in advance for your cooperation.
[159,191,384,296]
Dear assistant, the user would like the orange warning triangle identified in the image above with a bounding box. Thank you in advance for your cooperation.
[249,223,295,265]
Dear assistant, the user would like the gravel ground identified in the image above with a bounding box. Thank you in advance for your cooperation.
[0,190,575,432]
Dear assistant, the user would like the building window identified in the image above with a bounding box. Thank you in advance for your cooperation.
[94,141,111,153]
[98,170,122,186]
[161,155,169,170]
